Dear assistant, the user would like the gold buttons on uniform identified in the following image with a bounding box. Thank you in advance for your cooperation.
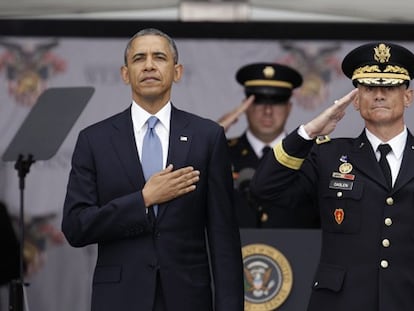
[380,260,389,268]
[261,212,268,223]
[382,239,390,247]
[386,197,394,205]
[384,218,392,226]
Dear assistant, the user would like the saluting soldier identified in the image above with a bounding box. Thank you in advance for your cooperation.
[219,62,320,228]
[251,42,414,311]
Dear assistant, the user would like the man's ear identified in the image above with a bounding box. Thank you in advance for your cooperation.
[120,65,130,84]
[404,88,413,108]
[353,92,360,111]
[173,64,183,83]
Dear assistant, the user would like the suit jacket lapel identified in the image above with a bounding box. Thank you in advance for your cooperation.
[110,107,145,188]
[157,106,192,219]
[349,132,389,189]
[394,132,414,192]
[166,106,192,170]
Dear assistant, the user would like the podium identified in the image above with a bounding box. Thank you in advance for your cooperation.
[240,229,321,311]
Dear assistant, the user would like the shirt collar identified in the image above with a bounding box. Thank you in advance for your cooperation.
[131,101,171,132]
[246,129,286,157]
[365,126,407,160]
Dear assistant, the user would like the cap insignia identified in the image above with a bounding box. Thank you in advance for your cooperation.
[263,66,275,79]
[354,65,381,76]
[384,65,409,76]
[374,43,391,63]
[352,63,410,85]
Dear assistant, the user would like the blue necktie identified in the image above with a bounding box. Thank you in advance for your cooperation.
[142,116,163,215]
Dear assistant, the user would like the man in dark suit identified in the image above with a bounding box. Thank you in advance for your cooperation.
[251,42,414,311]
[0,201,19,286]
[62,28,244,311]
[219,63,320,228]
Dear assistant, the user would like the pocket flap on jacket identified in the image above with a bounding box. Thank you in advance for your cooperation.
[93,266,122,284]
[312,263,346,292]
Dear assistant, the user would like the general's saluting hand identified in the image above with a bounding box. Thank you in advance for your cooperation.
[304,89,358,138]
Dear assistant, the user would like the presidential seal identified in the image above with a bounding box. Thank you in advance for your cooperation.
[242,244,293,311]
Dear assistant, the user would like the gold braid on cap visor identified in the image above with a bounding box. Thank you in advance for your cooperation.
[244,80,293,89]
[274,142,304,170]
[352,65,411,84]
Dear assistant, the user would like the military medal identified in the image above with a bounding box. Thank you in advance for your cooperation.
[333,155,355,180]
[339,162,353,174]
[332,172,355,181]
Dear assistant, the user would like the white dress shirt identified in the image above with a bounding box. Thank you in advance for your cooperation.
[365,127,407,187]
[298,124,407,187]
[246,129,286,158]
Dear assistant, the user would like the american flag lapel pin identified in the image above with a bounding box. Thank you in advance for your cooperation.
[180,136,188,142]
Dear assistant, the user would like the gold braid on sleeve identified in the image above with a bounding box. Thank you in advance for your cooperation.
[274,141,304,170]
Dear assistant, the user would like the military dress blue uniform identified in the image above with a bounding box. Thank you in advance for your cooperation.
[228,133,320,228]
[252,129,414,310]
[230,62,320,228]
[251,42,414,310]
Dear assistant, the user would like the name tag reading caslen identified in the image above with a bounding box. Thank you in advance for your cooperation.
[329,180,354,191]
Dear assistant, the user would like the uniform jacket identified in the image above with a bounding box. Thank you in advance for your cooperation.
[62,105,244,311]
[228,133,320,228]
[251,128,414,311]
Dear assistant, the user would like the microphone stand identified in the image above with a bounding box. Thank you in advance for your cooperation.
[241,183,264,229]
[255,204,264,229]
[9,154,35,311]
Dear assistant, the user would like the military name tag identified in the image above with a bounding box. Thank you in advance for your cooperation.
[329,180,353,190]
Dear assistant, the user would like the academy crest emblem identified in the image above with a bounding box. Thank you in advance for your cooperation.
[0,39,66,106]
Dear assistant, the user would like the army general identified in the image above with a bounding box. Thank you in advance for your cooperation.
[251,42,414,311]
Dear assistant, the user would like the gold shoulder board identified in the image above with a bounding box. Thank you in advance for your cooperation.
[316,135,331,144]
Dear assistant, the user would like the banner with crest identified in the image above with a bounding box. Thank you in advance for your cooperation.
[0,35,412,311]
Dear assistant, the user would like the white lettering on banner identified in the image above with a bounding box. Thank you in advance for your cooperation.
[1,36,414,311]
